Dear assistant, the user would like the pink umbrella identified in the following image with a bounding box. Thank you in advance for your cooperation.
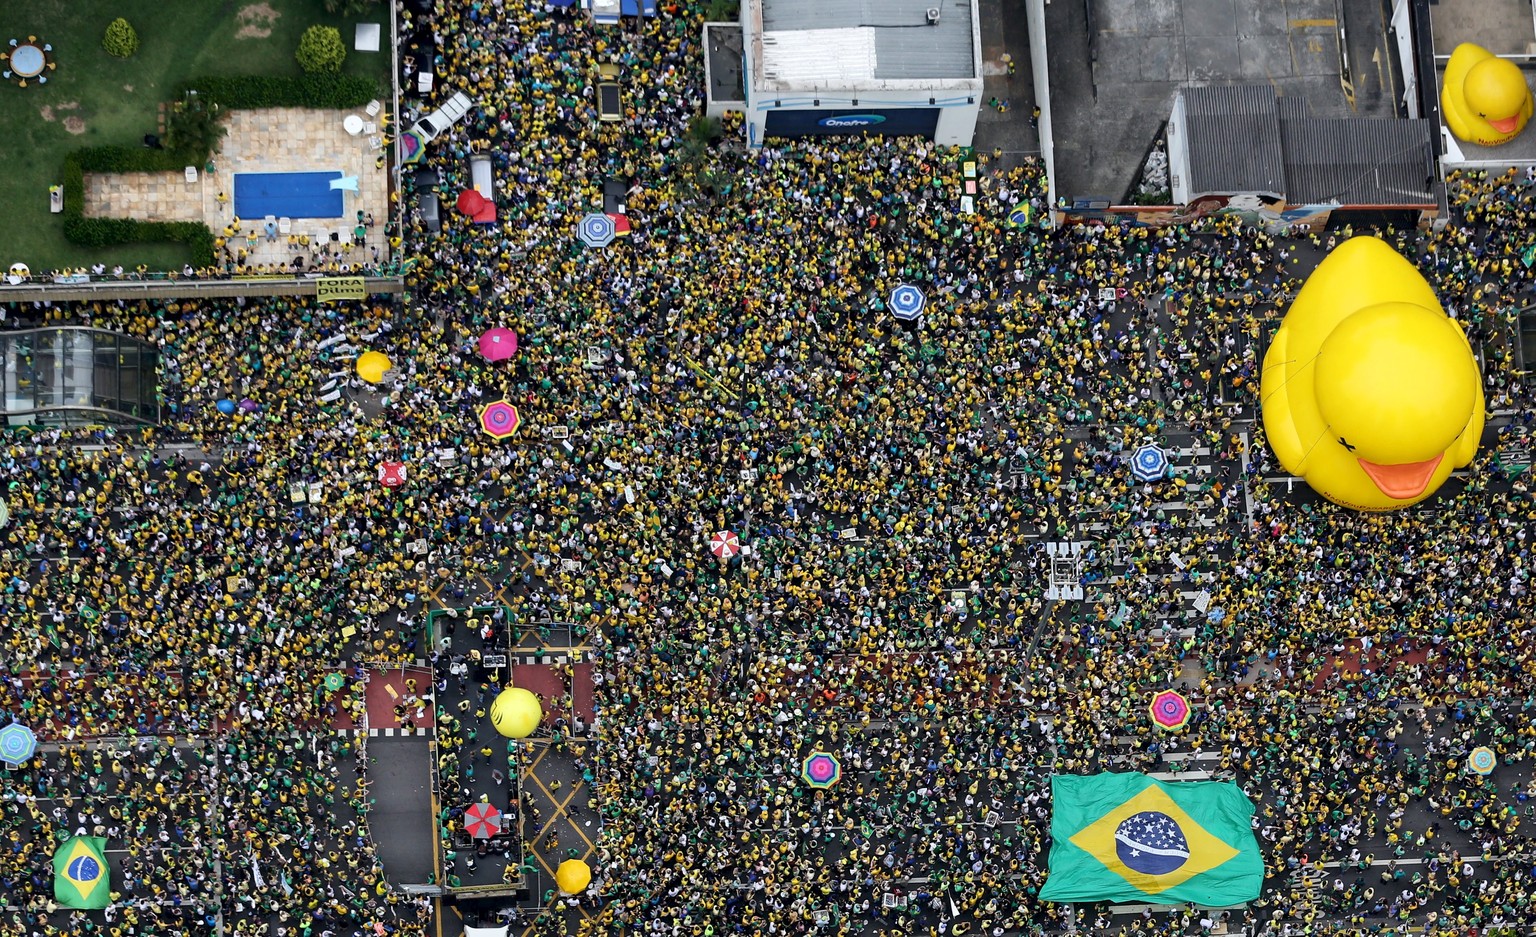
[709,531,740,559]
[479,327,519,362]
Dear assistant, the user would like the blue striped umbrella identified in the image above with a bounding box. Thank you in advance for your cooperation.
[577,213,616,248]
[0,724,37,767]
[1131,443,1169,483]
[889,284,926,321]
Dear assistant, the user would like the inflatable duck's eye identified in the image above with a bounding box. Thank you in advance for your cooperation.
[1338,436,1357,452]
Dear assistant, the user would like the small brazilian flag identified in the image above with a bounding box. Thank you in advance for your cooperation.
[1041,773,1262,905]
[53,836,110,909]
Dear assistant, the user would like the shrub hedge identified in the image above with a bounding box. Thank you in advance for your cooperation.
[60,148,216,266]
[182,74,378,110]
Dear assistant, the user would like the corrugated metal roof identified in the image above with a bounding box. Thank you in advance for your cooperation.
[1281,118,1435,205]
[760,0,975,80]
[1182,86,1285,198]
[761,28,878,84]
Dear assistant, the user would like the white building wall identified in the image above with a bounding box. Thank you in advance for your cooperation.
[1167,93,1192,206]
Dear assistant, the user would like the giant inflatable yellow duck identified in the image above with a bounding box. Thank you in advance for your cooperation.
[1260,236,1483,511]
[1442,42,1533,145]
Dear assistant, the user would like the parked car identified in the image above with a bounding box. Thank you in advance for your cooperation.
[412,91,474,142]
[597,64,622,122]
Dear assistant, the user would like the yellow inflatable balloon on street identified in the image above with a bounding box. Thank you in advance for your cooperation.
[1260,236,1483,511]
[356,351,392,384]
[555,858,592,894]
[489,687,542,739]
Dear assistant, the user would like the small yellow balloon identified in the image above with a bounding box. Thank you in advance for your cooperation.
[555,858,591,894]
[489,687,542,739]
[356,351,392,384]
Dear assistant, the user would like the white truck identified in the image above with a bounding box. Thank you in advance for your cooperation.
[411,91,474,143]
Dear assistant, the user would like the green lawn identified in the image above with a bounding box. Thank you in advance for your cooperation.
[0,0,390,273]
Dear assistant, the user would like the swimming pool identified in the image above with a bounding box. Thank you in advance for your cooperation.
[233,171,345,220]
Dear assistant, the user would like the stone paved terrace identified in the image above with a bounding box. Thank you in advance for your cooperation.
[84,107,390,270]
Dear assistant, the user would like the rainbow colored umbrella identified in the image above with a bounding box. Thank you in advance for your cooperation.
[399,128,427,166]
[479,400,521,439]
[1468,747,1497,776]
[1149,690,1191,731]
[464,801,503,839]
[478,327,519,362]
[801,751,841,789]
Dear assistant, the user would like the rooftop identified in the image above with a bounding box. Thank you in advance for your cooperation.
[1047,0,1398,202]
[705,23,745,103]
[1429,0,1536,57]
[1179,86,1436,205]
[755,0,977,85]
[1182,85,1285,199]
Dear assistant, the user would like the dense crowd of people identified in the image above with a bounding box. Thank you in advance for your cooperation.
[2,0,1536,935]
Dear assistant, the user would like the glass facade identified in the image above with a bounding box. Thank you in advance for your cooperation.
[1,328,160,427]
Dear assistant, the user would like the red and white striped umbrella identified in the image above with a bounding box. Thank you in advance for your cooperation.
[709,530,740,559]
[464,801,502,839]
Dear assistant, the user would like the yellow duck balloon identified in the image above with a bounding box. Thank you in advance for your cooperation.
[1442,42,1533,146]
[1260,236,1483,511]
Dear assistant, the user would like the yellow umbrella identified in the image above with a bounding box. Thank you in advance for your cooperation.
[489,687,542,739]
[356,351,392,384]
[555,858,591,894]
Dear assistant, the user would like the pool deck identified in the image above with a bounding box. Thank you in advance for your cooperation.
[84,107,390,271]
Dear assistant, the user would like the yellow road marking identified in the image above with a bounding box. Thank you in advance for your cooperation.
[1288,17,1335,28]
[527,784,584,850]
[525,740,552,775]
[551,782,595,853]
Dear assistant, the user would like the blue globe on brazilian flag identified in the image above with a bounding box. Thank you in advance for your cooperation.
[53,836,110,909]
[1041,773,1263,905]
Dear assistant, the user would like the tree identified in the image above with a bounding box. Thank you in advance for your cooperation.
[167,98,229,158]
[102,18,140,58]
[296,25,347,74]
[325,0,382,14]
[704,0,740,20]
[685,115,721,146]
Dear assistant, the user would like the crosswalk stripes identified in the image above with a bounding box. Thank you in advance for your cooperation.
[508,653,583,666]
[336,726,432,737]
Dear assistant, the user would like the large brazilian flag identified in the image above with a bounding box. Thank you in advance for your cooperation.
[53,836,110,909]
[1041,773,1263,905]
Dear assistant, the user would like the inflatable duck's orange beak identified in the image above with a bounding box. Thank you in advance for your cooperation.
[1488,115,1520,134]
[1357,454,1443,500]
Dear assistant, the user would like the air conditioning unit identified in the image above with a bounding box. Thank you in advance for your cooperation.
[926,7,941,24]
